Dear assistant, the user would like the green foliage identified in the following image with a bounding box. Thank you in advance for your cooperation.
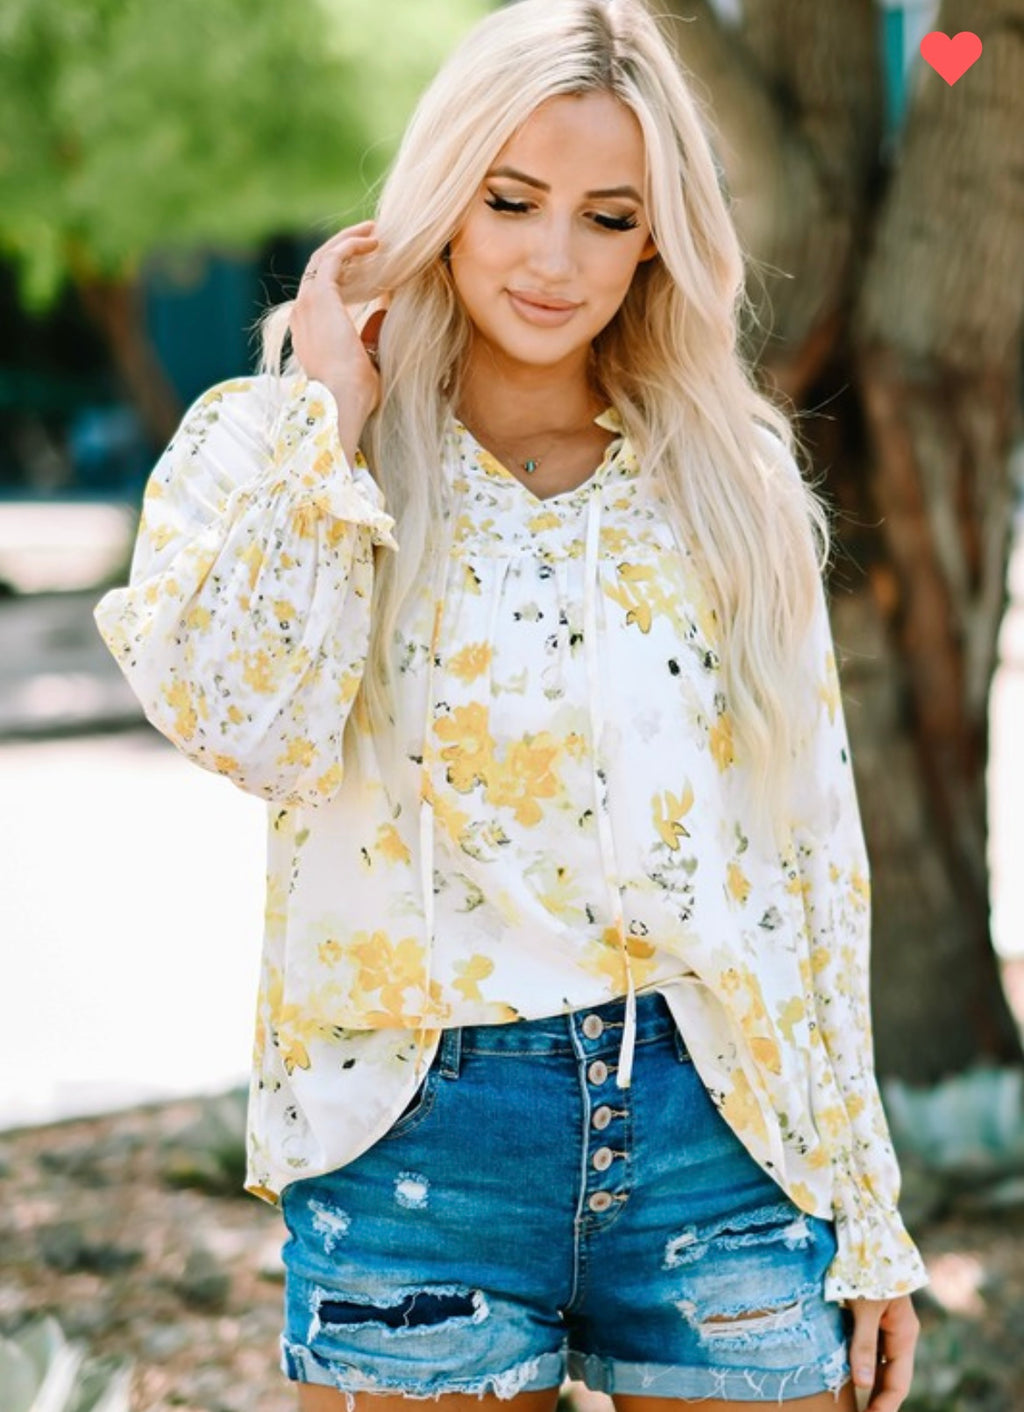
[904,1317,1008,1412]
[0,1317,131,1412]
[0,0,490,310]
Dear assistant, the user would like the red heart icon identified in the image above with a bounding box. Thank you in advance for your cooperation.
[920,31,982,85]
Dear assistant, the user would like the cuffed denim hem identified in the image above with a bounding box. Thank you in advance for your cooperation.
[567,1342,851,1404]
[281,1337,566,1404]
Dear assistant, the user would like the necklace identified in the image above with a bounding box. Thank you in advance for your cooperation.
[462,413,601,475]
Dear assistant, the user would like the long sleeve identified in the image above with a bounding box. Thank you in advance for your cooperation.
[94,374,398,805]
[789,576,929,1301]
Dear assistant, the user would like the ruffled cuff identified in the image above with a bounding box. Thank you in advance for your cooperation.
[825,1172,930,1302]
[270,374,398,550]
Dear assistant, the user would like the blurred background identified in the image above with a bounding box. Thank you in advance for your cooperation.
[2,1,1024,1409]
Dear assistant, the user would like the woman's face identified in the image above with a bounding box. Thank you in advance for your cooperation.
[448,91,658,378]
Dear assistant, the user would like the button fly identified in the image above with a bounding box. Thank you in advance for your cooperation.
[587,1059,609,1085]
[582,1014,604,1039]
[588,1191,614,1213]
[592,1146,614,1171]
[592,1105,613,1130]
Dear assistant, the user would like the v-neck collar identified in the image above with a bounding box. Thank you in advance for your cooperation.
[451,406,626,507]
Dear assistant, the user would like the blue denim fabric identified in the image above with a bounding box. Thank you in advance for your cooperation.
[280,990,852,1404]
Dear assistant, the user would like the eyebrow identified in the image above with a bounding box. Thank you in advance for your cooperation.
[486,165,644,203]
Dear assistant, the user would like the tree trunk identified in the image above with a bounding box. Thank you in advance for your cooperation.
[850,0,1024,1078]
[73,271,183,449]
[666,0,1024,1081]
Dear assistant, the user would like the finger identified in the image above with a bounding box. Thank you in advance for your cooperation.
[866,1321,917,1410]
[312,220,376,260]
[320,239,379,286]
[311,234,379,267]
[299,236,379,292]
[848,1303,883,1396]
[865,1353,914,1412]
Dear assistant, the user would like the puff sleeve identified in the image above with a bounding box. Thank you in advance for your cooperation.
[94,373,397,805]
[789,575,929,1301]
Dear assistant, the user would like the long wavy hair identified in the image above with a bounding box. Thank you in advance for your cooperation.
[257,0,833,855]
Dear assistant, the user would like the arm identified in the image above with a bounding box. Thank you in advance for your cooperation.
[94,373,397,805]
[790,574,929,1302]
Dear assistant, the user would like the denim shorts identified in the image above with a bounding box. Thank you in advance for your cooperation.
[280,989,853,1404]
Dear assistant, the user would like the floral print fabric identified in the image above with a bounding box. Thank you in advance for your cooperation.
[94,373,928,1302]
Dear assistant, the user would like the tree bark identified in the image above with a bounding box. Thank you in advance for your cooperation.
[850,0,1024,1078]
[73,272,183,450]
[666,0,1024,1080]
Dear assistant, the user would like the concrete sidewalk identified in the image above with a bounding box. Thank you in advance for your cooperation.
[0,500,144,738]
[0,589,145,739]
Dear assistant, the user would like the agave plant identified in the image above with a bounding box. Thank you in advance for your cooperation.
[0,1317,132,1412]
[161,1086,248,1196]
[883,1065,1024,1177]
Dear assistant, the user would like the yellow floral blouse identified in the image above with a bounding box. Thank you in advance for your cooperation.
[94,372,928,1303]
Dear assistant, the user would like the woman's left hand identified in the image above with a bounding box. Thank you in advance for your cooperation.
[845,1294,919,1411]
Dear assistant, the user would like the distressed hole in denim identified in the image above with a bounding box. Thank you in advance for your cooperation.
[309,1198,351,1253]
[662,1200,811,1269]
[395,1171,430,1209]
[702,1299,803,1340]
[676,1294,814,1351]
[311,1285,488,1340]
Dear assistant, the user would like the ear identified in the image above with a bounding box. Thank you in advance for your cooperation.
[638,234,659,263]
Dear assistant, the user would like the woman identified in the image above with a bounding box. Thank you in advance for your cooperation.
[95,1,928,1408]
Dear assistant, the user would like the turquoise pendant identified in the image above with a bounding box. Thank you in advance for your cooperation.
[522,459,538,474]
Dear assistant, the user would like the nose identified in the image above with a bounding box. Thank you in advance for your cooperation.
[527,212,576,282]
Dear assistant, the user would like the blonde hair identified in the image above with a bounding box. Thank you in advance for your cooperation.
[258,0,833,855]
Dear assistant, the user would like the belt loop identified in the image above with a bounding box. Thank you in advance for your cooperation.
[672,1023,691,1065]
[439,1025,462,1078]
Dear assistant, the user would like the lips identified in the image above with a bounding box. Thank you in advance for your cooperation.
[508,290,580,311]
[506,290,581,327]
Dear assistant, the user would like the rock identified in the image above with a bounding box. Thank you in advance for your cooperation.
[37,1222,142,1274]
[141,1324,191,1360]
[175,1246,231,1313]
[60,1300,118,1341]
[37,1144,109,1185]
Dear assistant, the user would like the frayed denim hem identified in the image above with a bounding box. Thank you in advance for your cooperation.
[280,1337,566,1407]
[567,1342,851,1404]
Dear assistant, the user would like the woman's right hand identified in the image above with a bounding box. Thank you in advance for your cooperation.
[289,219,387,417]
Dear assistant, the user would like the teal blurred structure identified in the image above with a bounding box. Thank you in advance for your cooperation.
[876,0,940,142]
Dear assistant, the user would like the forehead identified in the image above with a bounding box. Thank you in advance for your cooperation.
[492,91,647,187]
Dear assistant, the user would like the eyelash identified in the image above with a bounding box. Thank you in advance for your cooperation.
[485,191,640,232]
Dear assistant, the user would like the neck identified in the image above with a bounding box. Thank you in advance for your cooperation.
[455,343,603,440]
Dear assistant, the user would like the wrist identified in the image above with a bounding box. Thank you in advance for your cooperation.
[312,378,376,466]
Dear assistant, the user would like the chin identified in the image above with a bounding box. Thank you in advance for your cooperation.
[483,326,595,369]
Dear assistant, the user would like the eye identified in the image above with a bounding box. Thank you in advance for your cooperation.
[485,191,531,214]
[593,212,640,232]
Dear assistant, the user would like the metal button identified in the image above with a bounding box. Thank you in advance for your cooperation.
[592,1105,613,1130]
[587,1059,609,1085]
[582,1014,604,1039]
[588,1191,614,1213]
[592,1146,614,1171]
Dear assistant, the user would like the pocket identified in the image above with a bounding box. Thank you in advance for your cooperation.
[379,1057,441,1141]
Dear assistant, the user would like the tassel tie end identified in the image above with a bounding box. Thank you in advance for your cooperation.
[615,976,637,1089]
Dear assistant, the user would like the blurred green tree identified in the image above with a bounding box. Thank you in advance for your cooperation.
[0,0,489,442]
